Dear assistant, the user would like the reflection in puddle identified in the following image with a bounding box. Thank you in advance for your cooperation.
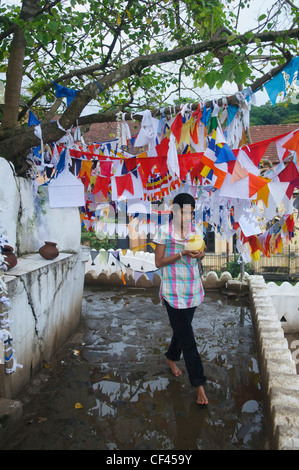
[90,376,171,419]
[89,399,116,417]
[82,288,268,450]
[4,287,269,450]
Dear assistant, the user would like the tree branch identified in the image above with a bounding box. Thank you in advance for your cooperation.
[0,26,297,171]
[17,26,299,121]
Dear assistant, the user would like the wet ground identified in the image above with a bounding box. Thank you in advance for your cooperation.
[2,286,269,450]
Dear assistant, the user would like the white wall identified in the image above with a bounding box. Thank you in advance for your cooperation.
[0,251,89,398]
[0,156,88,398]
[267,282,299,333]
[0,157,81,255]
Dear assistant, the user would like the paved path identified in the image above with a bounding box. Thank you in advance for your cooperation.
[2,287,268,450]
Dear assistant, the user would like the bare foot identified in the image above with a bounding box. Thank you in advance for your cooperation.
[166,358,182,377]
[196,385,208,405]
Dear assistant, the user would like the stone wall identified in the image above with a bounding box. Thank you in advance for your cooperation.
[0,250,89,399]
[84,248,235,290]
[267,281,299,333]
[248,275,299,449]
[0,156,87,398]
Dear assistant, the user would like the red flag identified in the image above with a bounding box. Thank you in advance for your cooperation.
[115,173,134,197]
[137,157,156,181]
[155,156,168,178]
[243,141,270,166]
[278,160,299,183]
[156,136,170,156]
[100,161,112,177]
[92,175,110,198]
[171,113,183,144]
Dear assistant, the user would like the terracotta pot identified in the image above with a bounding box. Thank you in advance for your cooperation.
[2,245,17,270]
[39,241,59,260]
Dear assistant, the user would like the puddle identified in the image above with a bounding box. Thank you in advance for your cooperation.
[2,287,269,450]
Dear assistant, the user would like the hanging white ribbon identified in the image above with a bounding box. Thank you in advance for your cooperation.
[167,133,180,178]
[34,124,44,166]
[121,112,131,146]
[220,97,228,124]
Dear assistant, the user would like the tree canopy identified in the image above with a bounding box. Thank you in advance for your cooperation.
[0,0,298,175]
[250,97,299,125]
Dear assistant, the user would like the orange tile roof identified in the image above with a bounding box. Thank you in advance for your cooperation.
[249,124,299,163]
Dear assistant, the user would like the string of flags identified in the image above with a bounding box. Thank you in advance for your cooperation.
[93,248,161,285]
[25,57,299,262]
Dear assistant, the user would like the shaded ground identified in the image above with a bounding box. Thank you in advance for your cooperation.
[2,287,269,450]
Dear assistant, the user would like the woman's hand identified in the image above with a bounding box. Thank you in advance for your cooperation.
[182,249,205,260]
[155,244,205,268]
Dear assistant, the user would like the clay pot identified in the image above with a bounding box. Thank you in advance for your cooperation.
[2,245,17,270]
[39,241,59,260]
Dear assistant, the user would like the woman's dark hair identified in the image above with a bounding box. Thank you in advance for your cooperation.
[172,193,195,209]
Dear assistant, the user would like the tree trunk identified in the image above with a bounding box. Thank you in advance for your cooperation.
[1,26,26,129]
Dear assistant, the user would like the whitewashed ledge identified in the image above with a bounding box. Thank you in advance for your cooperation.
[267,281,299,333]
[248,275,299,450]
[84,248,238,290]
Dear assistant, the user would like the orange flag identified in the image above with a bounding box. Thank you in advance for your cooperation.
[257,183,270,207]
[79,160,92,187]
[282,130,299,164]
[248,173,270,198]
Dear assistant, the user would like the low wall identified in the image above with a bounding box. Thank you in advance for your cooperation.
[84,248,236,290]
[249,275,299,450]
[0,248,89,399]
[267,282,299,333]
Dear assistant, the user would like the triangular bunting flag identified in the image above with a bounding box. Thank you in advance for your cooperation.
[268,181,289,207]
[134,271,144,283]
[257,183,270,207]
[79,160,92,187]
[156,136,170,156]
[92,175,110,198]
[138,157,156,181]
[243,141,270,166]
[278,160,299,183]
[115,172,134,197]
[282,130,299,164]
[231,160,249,183]
[215,143,236,164]
[248,173,269,198]
[171,113,183,144]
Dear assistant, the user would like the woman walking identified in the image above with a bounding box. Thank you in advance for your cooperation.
[154,193,208,405]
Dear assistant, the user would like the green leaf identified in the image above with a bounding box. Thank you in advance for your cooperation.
[55,38,63,54]
[48,20,58,32]
[258,14,267,21]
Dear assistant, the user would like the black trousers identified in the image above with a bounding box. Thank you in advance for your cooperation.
[164,299,206,387]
